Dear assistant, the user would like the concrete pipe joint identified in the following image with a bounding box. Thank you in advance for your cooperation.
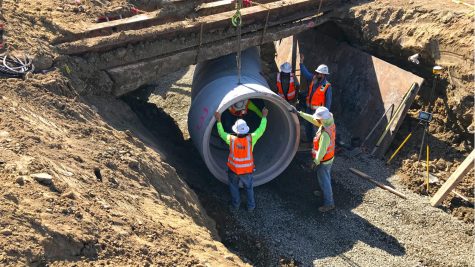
[188,47,300,186]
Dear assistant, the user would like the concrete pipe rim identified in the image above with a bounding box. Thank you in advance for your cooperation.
[202,91,299,186]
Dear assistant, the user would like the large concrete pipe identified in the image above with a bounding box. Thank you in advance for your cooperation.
[188,47,299,186]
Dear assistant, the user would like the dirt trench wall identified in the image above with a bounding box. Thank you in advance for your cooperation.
[325,0,474,211]
[331,1,474,147]
[290,30,424,155]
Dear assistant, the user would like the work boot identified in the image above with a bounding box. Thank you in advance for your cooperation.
[313,190,322,197]
[318,205,335,212]
[246,206,255,213]
[229,205,239,213]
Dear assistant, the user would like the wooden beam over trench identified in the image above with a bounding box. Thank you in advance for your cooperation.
[56,0,330,55]
[107,17,328,96]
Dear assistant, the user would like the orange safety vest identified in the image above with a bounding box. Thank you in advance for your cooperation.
[306,79,331,110]
[312,124,336,162]
[276,72,296,101]
[227,135,255,175]
[229,101,250,117]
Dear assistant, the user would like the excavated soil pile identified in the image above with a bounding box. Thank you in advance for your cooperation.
[0,0,244,265]
[0,75,246,266]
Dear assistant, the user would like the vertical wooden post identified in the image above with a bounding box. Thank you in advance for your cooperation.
[291,36,297,74]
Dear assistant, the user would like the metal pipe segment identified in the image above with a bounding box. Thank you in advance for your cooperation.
[188,47,300,186]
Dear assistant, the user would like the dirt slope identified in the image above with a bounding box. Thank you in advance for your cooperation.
[0,0,247,265]
[0,75,245,265]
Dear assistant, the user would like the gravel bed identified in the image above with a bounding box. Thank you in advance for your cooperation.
[148,66,473,267]
[225,153,473,266]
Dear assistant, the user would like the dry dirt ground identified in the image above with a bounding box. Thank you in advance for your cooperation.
[0,76,245,266]
[1,1,246,265]
[0,0,473,266]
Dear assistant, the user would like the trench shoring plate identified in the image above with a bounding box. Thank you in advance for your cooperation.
[275,32,424,156]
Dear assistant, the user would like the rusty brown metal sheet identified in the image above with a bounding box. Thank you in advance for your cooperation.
[276,32,424,155]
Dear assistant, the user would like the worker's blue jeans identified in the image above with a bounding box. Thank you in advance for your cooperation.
[228,170,255,210]
[315,162,334,206]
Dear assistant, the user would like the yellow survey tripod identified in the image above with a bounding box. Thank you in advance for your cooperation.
[387,66,443,191]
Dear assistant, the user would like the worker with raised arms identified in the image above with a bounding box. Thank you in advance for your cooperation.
[299,53,332,143]
[214,106,268,213]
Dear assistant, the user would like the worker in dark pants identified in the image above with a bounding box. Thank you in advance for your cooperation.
[215,107,268,212]
[299,53,332,143]
[297,106,336,212]
[276,62,300,104]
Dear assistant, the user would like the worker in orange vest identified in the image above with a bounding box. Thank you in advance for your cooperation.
[215,107,268,212]
[297,106,336,212]
[222,99,262,132]
[276,62,299,103]
[228,99,262,117]
[299,53,332,143]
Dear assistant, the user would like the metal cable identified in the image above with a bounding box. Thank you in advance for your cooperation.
[0,53,34,78]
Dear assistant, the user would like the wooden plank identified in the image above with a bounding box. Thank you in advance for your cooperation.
[56,0,327,55]
[195,0,234,16]
[196,0,278,16]
[430,150,475,206]
[349,168,407,199]
[54,0,200,44]
[107,16,324,96]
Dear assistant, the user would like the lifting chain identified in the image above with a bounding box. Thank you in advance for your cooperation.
[232,0,243,84]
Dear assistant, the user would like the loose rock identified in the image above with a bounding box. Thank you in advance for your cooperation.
[436,159,447,171]
[0,229,12,236]
[62,191,78,200]
[31,173,53,185]
[32,54,54,71]
[15,176,25,186]
[0,131,10,138]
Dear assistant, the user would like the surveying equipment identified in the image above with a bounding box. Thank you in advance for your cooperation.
[418,111,432,123]
[386,110,432,164]
[387,66,443,192]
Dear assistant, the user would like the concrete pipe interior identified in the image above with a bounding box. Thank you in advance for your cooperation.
[188,47,299,186]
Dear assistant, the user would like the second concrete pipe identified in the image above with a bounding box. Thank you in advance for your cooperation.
[188,47,300,186]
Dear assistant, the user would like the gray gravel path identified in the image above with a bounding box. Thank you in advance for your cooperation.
[229,153,473,266]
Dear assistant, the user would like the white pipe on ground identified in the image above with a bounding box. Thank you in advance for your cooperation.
[188,47,300,186]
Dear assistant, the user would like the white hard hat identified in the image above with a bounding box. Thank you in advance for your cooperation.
[232,119,250,134]
[233,100,248,111]
[280,62,292,73]
[315,64,329,75]
[312,106,331,120]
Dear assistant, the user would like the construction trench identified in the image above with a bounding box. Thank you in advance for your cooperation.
[117,20,463,266]
[120,23,425,263]
[0,0,474,265]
